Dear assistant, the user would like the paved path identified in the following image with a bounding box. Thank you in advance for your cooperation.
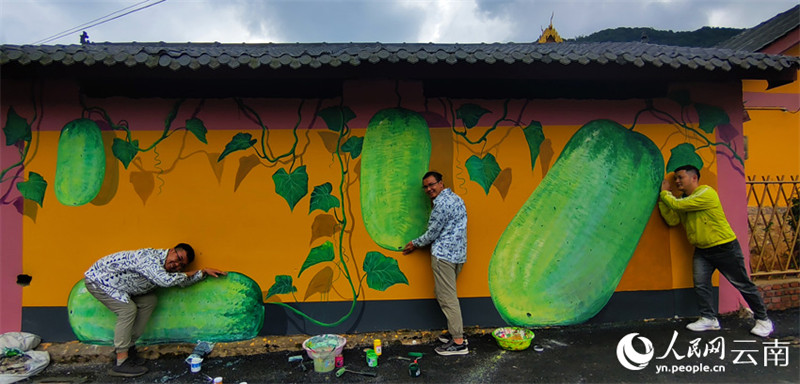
[26,308,799,383]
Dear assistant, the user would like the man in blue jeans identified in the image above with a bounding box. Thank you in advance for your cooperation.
[403,171,469,355]
[658,165,772,337]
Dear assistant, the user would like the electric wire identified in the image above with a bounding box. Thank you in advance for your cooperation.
[32,0,166,45]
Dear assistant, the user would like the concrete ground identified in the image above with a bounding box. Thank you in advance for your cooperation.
[20,307,800,383]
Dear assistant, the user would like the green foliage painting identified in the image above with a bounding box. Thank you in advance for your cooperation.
[1,100,208,208]
[219,101,409,327]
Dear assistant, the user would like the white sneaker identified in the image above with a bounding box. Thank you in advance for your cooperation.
[686,317,720,332]
[750,319,773,337]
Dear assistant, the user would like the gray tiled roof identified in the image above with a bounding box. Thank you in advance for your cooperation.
[716,5,799,52]
[1,41,797,73]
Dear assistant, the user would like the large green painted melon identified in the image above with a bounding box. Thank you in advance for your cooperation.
[360,108,432,250]
[488,119,664,326]
[68,272,264,345]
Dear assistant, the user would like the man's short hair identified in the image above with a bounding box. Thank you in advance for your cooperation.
[675,164,700,181]
[175,243,195,264]
[423,171,443,182]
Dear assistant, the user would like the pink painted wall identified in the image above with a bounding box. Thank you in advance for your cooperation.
[0,130,23,333]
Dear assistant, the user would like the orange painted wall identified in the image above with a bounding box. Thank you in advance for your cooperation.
[741,39,799,180]
[5,80,737,312]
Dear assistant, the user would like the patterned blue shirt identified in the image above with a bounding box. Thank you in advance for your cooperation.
[84,248,203,303]
[412,188,468,264]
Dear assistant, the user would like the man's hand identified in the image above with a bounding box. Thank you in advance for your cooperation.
[186,268,227,278]
[202,268,226,277]
[661,177,672,191]
[402,241,416,255]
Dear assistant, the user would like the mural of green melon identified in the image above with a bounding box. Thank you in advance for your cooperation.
[54,118,106,206]
[68,272,264,344]
[488,119,664,326]
[360,108,432,250]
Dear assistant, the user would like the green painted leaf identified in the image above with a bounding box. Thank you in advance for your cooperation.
[164,100,182,130]
[218,133,257,162]
[309,182,340,214]
[363,251,409,291]
[341,136,363,159]
[317,106,356,132]
[112,138,139,169]
[298,241,335,277]
[3,107,31,146]
[265,275,297,299]
[185,118,208,144]
[666,143,704,173]
[522,120,545,171]
[16,171,47,207]
[667,90,692,107]
[694,103,729,134]
[465,154,501,194]
[456,103,491,129]
[272,165,308,211]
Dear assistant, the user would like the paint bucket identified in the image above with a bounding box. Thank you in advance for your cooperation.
[409,361,420,377]
[366,350,378,367]
[312,351,336,373]
[301,334,346,373]
[185,354,203,373]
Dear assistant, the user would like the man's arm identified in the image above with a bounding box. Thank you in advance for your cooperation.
[659,186,717,212]
[403,202,447,254]
[657,200,681,226]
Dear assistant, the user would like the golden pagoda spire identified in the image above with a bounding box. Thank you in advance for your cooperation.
[538,12,563,43]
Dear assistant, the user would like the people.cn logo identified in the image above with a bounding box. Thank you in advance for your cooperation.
[616,333,655,370]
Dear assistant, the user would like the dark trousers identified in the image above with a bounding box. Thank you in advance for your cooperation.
[692,240,768,321]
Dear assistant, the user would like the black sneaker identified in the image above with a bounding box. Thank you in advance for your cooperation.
[438,333,468,345]
[108,359,148,377]
[435,340,469,356]
[128,346,146,366]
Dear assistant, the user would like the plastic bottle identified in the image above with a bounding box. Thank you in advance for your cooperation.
[213,377,222,384]
[373,339,382,356]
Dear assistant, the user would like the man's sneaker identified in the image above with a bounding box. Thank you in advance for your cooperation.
[750,319,774,337]
[438,333,468,345]
[686,317,721,332]
[128,346,146,366]
[434,340,468,356]
[108,359,148,377]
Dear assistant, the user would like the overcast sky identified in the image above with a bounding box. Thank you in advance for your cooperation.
[1,0,797,45]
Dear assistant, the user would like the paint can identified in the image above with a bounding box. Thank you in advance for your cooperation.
[366,350,378,367]
[213,377,223,384]
[373,339,382,355]
[335,354,344,368]
[185,354,203,373]
[409,362,420,377]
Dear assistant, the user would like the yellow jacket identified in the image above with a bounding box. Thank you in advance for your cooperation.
[658,185,736,249]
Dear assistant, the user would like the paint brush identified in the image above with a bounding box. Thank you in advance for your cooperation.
[335,367,377,377]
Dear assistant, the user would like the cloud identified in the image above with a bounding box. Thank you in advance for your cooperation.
[1,0,797,45]
[398,0,513,43]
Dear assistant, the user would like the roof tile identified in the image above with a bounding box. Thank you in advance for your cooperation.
[0,42,796,79]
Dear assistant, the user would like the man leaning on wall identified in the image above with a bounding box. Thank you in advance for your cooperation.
[658,164,772,337]
[83,243,226,377]
[403,171,469,356]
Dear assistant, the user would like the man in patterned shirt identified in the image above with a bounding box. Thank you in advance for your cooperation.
[403,171,468,356]
[84,243,225,377]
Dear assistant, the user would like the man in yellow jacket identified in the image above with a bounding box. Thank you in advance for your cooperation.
[658,164,772,337]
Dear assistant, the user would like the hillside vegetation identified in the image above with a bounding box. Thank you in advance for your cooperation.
[570,26,744,47]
